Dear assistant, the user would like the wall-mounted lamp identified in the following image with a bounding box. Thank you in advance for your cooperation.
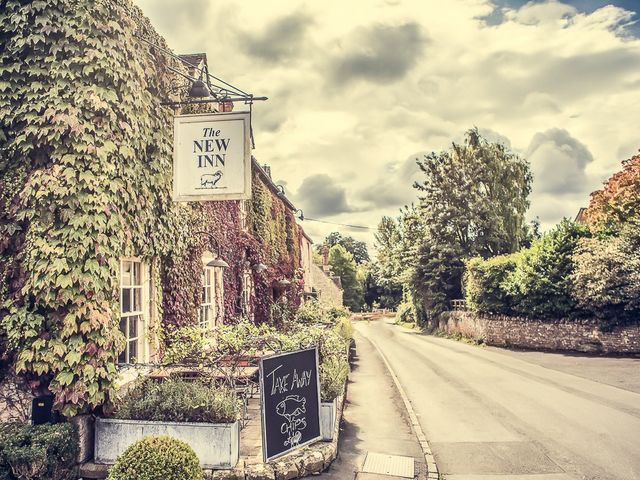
[194,231,229,269]
[276,185,285,196]
[207,257,229,269]
[294,209,304,221]
[188,78,210,98]
[253,263,268,273]
[275,279,291,288]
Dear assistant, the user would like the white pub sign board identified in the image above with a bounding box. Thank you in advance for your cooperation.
[173,111,251,201]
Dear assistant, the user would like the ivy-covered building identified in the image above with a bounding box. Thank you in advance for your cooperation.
[0,0,320,415]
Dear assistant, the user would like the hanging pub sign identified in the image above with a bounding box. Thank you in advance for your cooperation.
[173,111,251,201]
[259,347,322,462]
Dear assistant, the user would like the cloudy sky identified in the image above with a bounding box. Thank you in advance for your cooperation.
[133,0,640,250]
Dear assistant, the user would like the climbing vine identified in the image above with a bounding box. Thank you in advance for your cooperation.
[0,0,191,415]
[0,0,305,415]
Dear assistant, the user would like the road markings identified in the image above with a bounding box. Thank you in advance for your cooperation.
[368,334,441,480]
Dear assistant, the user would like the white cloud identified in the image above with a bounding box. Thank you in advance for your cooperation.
[133,0,640,245]
[506,0,577,26]
[525,128,603,226]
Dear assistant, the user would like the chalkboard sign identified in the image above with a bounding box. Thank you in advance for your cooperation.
[259,347,321,462]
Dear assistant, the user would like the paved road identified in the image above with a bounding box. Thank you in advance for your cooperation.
[355,317,640,480]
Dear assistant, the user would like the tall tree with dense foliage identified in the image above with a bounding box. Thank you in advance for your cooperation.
[318,232,369,264]
[411,128,532,323]
[584,153,640,234]
[370,216,403,308]
[328,245,363,311]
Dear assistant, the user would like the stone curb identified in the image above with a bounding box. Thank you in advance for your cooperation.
[368,336,440,480]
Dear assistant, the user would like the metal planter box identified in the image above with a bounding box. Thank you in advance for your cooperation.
[320,398,338,441]
[94,417,239,469]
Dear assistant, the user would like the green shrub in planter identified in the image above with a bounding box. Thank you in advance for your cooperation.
[0,422,78,480]
[162,326,213,365]
[107,436,202,480]
[114,378,239,423]
[320,356,349,402]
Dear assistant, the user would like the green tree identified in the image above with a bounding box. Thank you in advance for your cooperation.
[411,234,466,321]
[329,245,363,311]
[411,128,532,323]
[318,232,370,264]
[369,217,403,308]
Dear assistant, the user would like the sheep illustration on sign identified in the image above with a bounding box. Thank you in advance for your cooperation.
[200,171,223,189]
[276,395,307,447]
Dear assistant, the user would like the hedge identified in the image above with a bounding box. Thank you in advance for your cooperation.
[571,221,640,324]
[0,422,78,480]
[464,254,519,315]
[464,220,590,319]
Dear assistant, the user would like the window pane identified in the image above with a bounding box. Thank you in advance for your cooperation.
[132,288,141,312]
[118,349,126,364]
[129,340,137,363]
[121,261,132,286]
[133,262,141,286]
[129,315,138,338]
[200,307,206,327]
[121,288,131,313]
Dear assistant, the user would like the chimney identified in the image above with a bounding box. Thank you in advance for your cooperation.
[322,245,331,274]
[262,164,271,179]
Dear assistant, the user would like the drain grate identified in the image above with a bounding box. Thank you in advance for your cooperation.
[362,452,415,478]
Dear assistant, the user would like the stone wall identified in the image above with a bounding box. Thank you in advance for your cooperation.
[439,311,640,354]
[310,264,343,307]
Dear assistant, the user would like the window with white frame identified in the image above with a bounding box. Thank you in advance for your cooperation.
[119,259,146,364]
[241,269,254,320]
[200,267,216,329]
[239,200,248,232]
[214,267,224,325]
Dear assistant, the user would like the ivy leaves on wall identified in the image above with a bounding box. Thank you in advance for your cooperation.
[0,0,191,416]
[0,0,304,416]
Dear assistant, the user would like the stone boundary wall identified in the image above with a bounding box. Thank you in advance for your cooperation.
[439,311,640,354]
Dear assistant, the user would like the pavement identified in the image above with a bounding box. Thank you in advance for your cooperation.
[320,328,427,479]
[352,317,640,480]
